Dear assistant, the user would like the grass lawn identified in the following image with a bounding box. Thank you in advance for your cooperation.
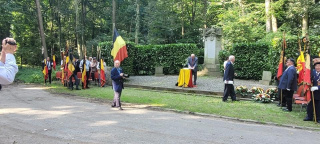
[47,82,320,129]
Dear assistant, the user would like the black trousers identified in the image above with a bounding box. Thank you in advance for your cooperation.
[278,88,286,106]
[69,73,79,89]
[282,89,294,111]
[223,84,236,101]
[192,69,197,85]
[307,99,320,121]
[45,69,52,84]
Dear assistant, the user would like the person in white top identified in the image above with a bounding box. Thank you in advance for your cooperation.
[0,38,18,88]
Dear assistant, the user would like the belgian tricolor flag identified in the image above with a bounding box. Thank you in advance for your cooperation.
[277,34,287,80]
[42,59,48,80]
[100,59,106,87]
[82,59,87,89]
[52,55,56,70]
[111,28,128,62]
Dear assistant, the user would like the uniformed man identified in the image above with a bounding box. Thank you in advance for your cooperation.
[304,61,320,123]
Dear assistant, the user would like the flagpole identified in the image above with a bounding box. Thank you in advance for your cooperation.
[280,32,286,107]
[306,34,317,123]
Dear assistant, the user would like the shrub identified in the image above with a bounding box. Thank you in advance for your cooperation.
[99,42,202,75]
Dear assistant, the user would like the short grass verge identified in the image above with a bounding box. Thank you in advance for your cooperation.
[47,82,320,129]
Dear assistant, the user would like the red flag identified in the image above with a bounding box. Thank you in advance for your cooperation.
[100,59,106,87]
[53,55,56,70]
[304,53,311,102]
[277,36,286,80]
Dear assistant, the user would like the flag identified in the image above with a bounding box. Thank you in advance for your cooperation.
[111,28,128,62]
[42,59,48,80]
[277,36,286,80]
[61,68,65,84]
[296,51,305,84]
[304,53,312,102]
[67,55,75,79]
[82,60,87,89]
[100,59,106,87]
[52,55,56,70]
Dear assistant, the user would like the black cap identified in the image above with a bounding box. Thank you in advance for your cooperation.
[288,58,295,65]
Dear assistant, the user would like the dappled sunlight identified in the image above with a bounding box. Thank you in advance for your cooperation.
[21,87,50,90]
[121,108,148,115]
[51,106,77,109]
[0,108,71,119]
[88,120,118,127]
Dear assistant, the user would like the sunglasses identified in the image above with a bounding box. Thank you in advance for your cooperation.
[5,40,17,45]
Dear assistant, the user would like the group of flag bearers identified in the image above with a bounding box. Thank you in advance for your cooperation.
[277,34,320,123]
[42,28,127,110]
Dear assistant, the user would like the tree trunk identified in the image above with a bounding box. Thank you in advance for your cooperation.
[238,0,245,16]
[302,0,309,36]
[181,0,184,37]
[81,0,86,56]
[203,0,208,28]
[35,0,48,59]
[75,0,82,58]
[135,0,140,44]
[265,0,271,33]
[112,0,116,40]
[271,14,277,32]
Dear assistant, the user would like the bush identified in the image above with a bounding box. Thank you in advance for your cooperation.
[218,35,320,80]
[99,42,202,75]
[233,42,270,80]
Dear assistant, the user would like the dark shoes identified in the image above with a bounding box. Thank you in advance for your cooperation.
[277,104,286,107]
[111,105,115,108]
[119,107,123,110]
[282,108,292,112]
[303,117,313,121]
[75,88,81,90]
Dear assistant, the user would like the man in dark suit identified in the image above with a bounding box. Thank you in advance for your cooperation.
[223,55,237,102]
[68,55,80,90]
[43,57,53,84]
[111,60,125,110]
[187,54,198,85]
[278,58,297,112]
[304,61,320,123]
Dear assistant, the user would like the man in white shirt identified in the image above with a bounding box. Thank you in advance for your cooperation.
[0,38,18,90]
[80,56,91,88]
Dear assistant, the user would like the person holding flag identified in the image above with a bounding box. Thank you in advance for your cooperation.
[80,56,90,89]
[43,57,53,84]
[42,58,48,83]
[304,60,320,123]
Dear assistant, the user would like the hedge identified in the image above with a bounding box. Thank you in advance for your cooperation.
[218,35,320,80]
[99,42,203,75]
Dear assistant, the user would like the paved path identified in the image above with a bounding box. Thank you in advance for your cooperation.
[126,76,275,93]
[1,84,320,144]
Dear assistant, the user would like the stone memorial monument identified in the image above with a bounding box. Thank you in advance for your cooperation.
[259,71,272,85]
[203,25,222,76]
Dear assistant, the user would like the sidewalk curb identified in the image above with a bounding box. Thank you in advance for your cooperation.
[145,106,320,131]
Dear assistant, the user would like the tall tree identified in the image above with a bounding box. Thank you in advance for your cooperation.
[265,0,271,32]
[35,0,48,59]
[135,0,140,44]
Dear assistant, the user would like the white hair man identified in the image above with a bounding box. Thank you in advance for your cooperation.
[111,60,125,110]
[187,54,198,85]
[222,55,237,102]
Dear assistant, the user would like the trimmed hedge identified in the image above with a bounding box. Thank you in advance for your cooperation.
[218,35,320,80]
[233,42,270,80]
[99,42,203,75]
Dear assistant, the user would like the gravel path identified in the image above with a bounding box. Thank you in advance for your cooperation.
[125,75,276,93]
[1,84,320,144]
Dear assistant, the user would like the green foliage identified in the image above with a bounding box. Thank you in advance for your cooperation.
[15,66,44,83]
[219,34,320,80]
[99,42,202,75]
[232,42,271,80]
